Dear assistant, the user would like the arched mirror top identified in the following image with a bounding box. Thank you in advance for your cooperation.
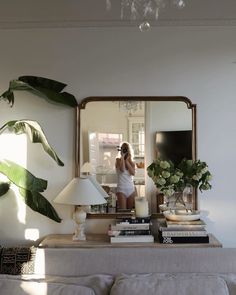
[76,96,197,217]
[78,96,196,110]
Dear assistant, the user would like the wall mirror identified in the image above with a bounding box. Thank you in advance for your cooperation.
[76,97,197,217]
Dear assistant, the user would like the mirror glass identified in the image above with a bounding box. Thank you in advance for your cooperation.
[78,97,196,215]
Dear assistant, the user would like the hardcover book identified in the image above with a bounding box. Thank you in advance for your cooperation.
[111,223,150,231]
[116,216,151,224]
[159,235,209,244]
[110,235,154,243]
[159,229,208,237]
[166,220,206,227]
[109,229,151,236]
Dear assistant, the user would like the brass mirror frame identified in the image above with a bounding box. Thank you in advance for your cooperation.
[76,96,197,215]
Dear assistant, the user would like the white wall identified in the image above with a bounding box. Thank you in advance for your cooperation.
[0,26,235,247]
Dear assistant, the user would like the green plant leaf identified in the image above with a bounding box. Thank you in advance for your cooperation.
[0,76,78,107]
[19,187,62,223]
[0,160,47,192]
[0,120,64,166]
[19,76,67,92]
[0,181,10,197]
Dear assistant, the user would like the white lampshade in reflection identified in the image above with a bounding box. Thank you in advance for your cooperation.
[81,162,93,175]
[54,176,107,241]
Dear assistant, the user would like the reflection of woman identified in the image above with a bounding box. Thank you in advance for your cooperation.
[115,142,136,210]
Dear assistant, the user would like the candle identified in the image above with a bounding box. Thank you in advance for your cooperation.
[135,197,149,217]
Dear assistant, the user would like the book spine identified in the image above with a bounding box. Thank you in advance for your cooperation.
[112,224,150,230]
[160,230,207,237]
[165,226,206,230]
[167,221,206,226]
[110,230,151,236]
[117,217,151,224]
[159,235,209,244]
[111,235,154,243]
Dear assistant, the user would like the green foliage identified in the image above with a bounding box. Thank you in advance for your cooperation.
[178,159,212,192]
[0,120,64,166]
[19,188,62,223]
[0,160,61,222]
[147,158,212,196]
[0,160,47,192]
[0,75,77,222]
[147,159,185,197]
[0,181,10,197]
[0,76,78,107]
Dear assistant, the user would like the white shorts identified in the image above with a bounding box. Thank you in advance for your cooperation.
[117,186,135,198]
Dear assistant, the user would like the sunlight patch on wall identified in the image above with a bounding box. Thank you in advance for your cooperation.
[25,228,40,241]
[0,133,27,166]
[11,184,26,224]
[0,133,28,224]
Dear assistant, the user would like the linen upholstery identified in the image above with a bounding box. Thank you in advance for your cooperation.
[0,274,114,295]
[35,247,236,276]
[0,277,95,295]
[110,273,229,295]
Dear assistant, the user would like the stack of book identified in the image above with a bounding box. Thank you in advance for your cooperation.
[159,219,209,244]
[108,216,154,243]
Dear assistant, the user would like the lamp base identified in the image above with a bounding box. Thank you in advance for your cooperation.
[73,206,87,241]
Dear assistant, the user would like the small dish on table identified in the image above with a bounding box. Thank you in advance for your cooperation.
[163,210,201,221]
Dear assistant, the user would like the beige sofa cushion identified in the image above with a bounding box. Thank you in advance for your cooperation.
[110,273,229,295]
[0,274,114,295]
[0,277,95,295]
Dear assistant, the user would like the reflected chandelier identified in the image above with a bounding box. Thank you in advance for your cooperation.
[106,0,186,31]
[119,100,143,114]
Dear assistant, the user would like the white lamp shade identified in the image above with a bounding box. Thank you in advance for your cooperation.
[54,176,108,206]
[81,162,93,174]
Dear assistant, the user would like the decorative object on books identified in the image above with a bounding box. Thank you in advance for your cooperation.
[163,210,201,221]
[147,158,212,210]
[135,197,149,217]
[54,176,108,241]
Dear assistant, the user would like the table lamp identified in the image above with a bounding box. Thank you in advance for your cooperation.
[80,162,93,176]
[54,176,108,241]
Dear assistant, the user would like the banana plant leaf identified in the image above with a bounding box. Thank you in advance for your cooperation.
[0,181,10,197]
[0,120,64,166]
[19,187,61,223]
[0,160,47,192]
[0,76,78,107]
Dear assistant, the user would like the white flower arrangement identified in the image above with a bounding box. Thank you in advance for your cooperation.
[147,158,212,197]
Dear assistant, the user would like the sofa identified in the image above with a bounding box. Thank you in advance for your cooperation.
[1,247,236,295]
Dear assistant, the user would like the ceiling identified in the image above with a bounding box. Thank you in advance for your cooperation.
[0,0,236,29]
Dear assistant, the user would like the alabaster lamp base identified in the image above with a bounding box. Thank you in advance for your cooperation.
[73,206,87,241]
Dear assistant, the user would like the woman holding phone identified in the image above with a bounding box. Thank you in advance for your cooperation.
[115,142,136,210]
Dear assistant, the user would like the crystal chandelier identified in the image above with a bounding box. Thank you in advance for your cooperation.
[106,0,186,31]
[118,101,143,115]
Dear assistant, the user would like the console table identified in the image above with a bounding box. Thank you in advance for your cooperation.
[39,233,222,248]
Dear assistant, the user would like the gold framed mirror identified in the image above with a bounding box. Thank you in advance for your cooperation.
[76,96,197,217]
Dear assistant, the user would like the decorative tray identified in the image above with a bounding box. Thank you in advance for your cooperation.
[163,210,201,221]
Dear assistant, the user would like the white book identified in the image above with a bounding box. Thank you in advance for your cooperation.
[110,235,154,243]
[111,223,150,230]
[161,230,208,237]
[167,220,206,227]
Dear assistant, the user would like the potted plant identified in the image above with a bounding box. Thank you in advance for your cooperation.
[0,76,78,222]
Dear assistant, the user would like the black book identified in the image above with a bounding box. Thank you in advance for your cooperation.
[117,217,151,224]
[159,234,209,244]
[119,230,151,236]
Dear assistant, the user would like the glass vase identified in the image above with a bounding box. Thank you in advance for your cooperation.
[164,186,193,212]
